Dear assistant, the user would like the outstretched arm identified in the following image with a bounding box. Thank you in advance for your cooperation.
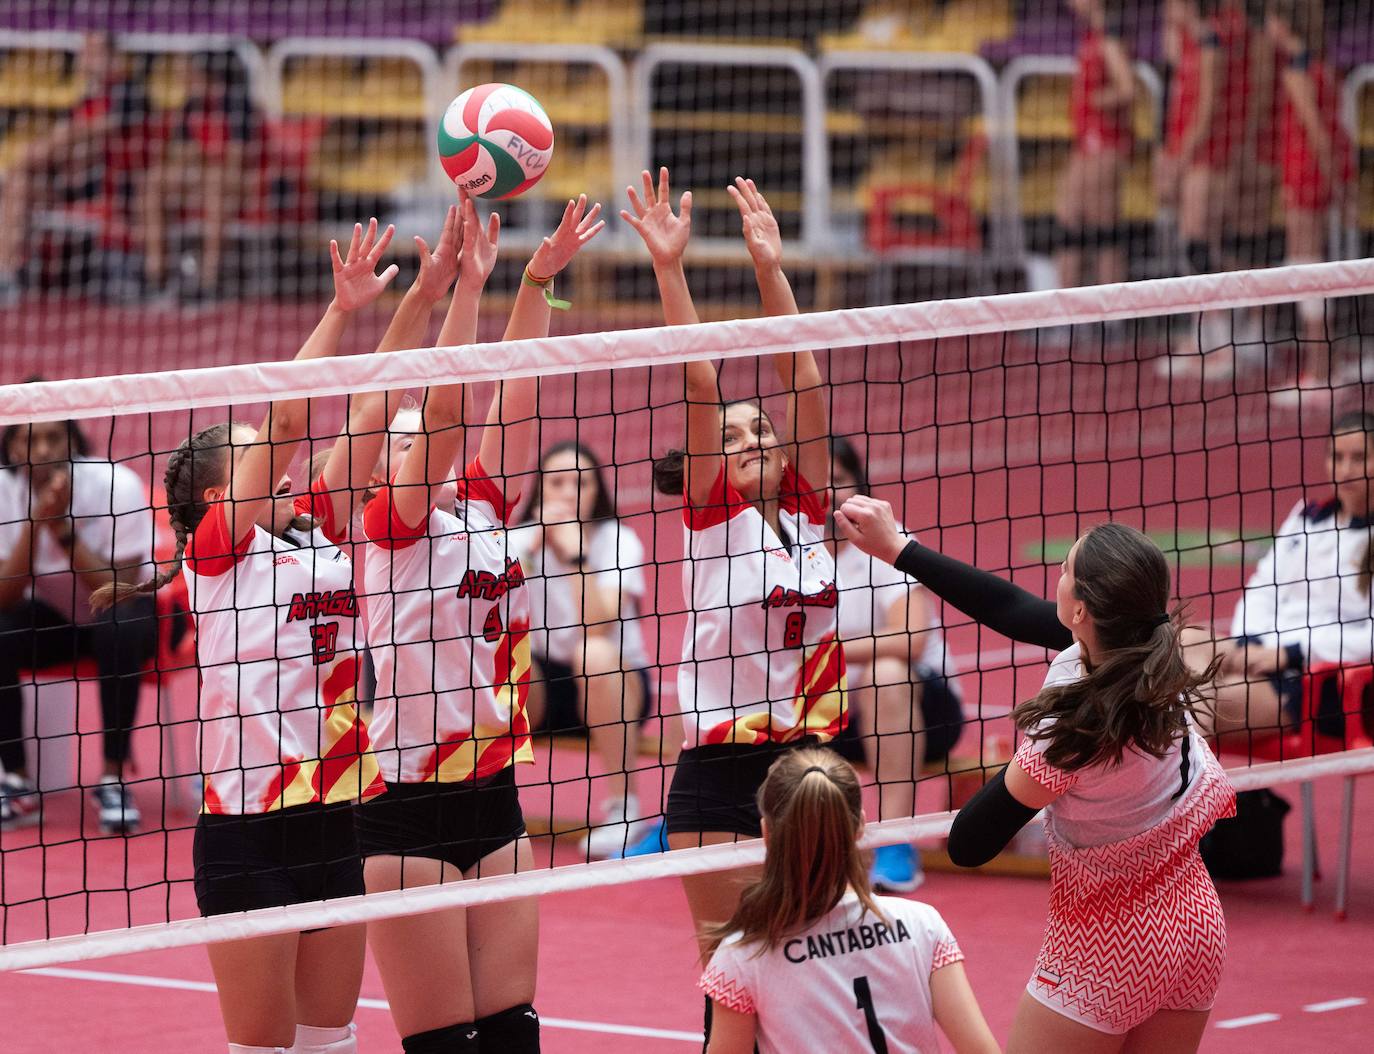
[730,176,827,491]
[389,197,496,528]
[622,167,719,508]
[310,217,402,531]
[835,495,1072,651]
[479,194,605,500]
[225,231,386,543]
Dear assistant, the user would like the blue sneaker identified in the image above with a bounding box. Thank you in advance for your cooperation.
[619,816,669,858]
[871,843,924,893]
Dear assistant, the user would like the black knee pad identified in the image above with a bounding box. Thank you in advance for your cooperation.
[474,1004,540,1053]
[1185,239,1215,275]
[1052,222,1089,251]
[401,1022,480,1053]
[1087,225,1128,248]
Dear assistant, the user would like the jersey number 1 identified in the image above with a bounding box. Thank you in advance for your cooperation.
[853,976,889,1053]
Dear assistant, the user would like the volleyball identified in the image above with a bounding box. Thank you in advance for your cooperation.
[438,83,554,200]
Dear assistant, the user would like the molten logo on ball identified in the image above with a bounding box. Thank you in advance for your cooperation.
[438,83,554,200]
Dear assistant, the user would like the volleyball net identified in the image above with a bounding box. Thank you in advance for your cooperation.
[2,260,1374,971]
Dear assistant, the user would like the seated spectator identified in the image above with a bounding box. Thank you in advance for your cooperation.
[1184,411,1374,735]
[0,401,158,832]
[509,441,652,860]
[830,437,964,893]
[0,32,150,303]
[141,50,260,301]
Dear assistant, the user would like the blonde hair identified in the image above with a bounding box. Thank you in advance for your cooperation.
[704,749,883,959]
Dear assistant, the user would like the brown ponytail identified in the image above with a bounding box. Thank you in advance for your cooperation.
[1013,523,1219,770]
[90,424,235,611]
[703,749,884,960]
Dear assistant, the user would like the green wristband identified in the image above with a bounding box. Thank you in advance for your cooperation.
[522,267,571,311]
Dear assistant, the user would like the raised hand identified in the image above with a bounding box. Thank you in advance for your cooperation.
[621,167,692,266]
[330,217,399,312]
[457,193,501,287]
[414,203,463,302]
[528,194,605,279]
[727,176,782,270]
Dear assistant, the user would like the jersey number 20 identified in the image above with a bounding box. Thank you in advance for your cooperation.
[309,622,339,666]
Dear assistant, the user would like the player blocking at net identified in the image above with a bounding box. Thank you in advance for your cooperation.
[90,217,407,1054]
[354,193,603,1054]
[625,168,847,1039]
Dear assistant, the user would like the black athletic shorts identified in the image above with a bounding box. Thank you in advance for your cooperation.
[193,800,364,917]
[829,663,965,766]
[666,737,819,839]
[353,768,526,874]
[534,655,653,733]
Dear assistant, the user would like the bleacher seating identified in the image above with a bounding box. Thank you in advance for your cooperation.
[1,0,1372,306]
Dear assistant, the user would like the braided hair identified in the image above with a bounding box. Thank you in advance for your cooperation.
[90,424,236,611]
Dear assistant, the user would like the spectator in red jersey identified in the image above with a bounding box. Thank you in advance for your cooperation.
[1157,0,1250,373]
[1268,0,1356,401]
[1056,0,1136,293]
[140,51,260,301]
[1228,0,1284,277]
[0,32,149,304]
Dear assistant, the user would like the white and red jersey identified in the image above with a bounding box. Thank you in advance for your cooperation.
[362,458,534,784]
[1014,643,1236,1034]
[182,496,383,816]
[1016,644,1211,847]
[700,892,963,1054]
[677,466,846,749]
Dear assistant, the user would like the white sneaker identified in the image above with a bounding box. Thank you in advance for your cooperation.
[91,775,141,834]
[581,793,644,861]
[0,772,40,830]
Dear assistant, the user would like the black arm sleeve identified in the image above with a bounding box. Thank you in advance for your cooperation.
[894,539,1074,651]
[946,766,1041,868]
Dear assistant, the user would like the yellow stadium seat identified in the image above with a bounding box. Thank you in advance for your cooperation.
[462,0,638,46]
[282,56,427,120]
[312,125,429,195]
[818,1,940,52]
[146,54,189,112]
[0,49,82,110]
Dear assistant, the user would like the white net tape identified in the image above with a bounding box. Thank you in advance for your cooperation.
[3,260,1373,424]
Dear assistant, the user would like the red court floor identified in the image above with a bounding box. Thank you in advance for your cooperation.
[1,773,1369,1053]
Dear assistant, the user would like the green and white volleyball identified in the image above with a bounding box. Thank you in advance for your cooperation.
[438,83,555,200]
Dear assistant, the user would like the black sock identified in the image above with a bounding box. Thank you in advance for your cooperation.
[401,1021,480,1053]
[473,1003,539,1053]
[703,995,713,1053]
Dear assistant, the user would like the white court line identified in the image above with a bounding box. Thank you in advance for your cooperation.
[1215,1013,1282,1029]
[1303,997,1367,1014]
[21,967,703,1044]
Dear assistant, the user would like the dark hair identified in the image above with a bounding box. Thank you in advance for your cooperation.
[522,440,617,523]
[652,399,772,496]
[1,378,92,468]
[1013,523,1217,770]
[91,422,315,611]
[704,749,883,959]
[1332,411,1374,594]
[829,436,870,497]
